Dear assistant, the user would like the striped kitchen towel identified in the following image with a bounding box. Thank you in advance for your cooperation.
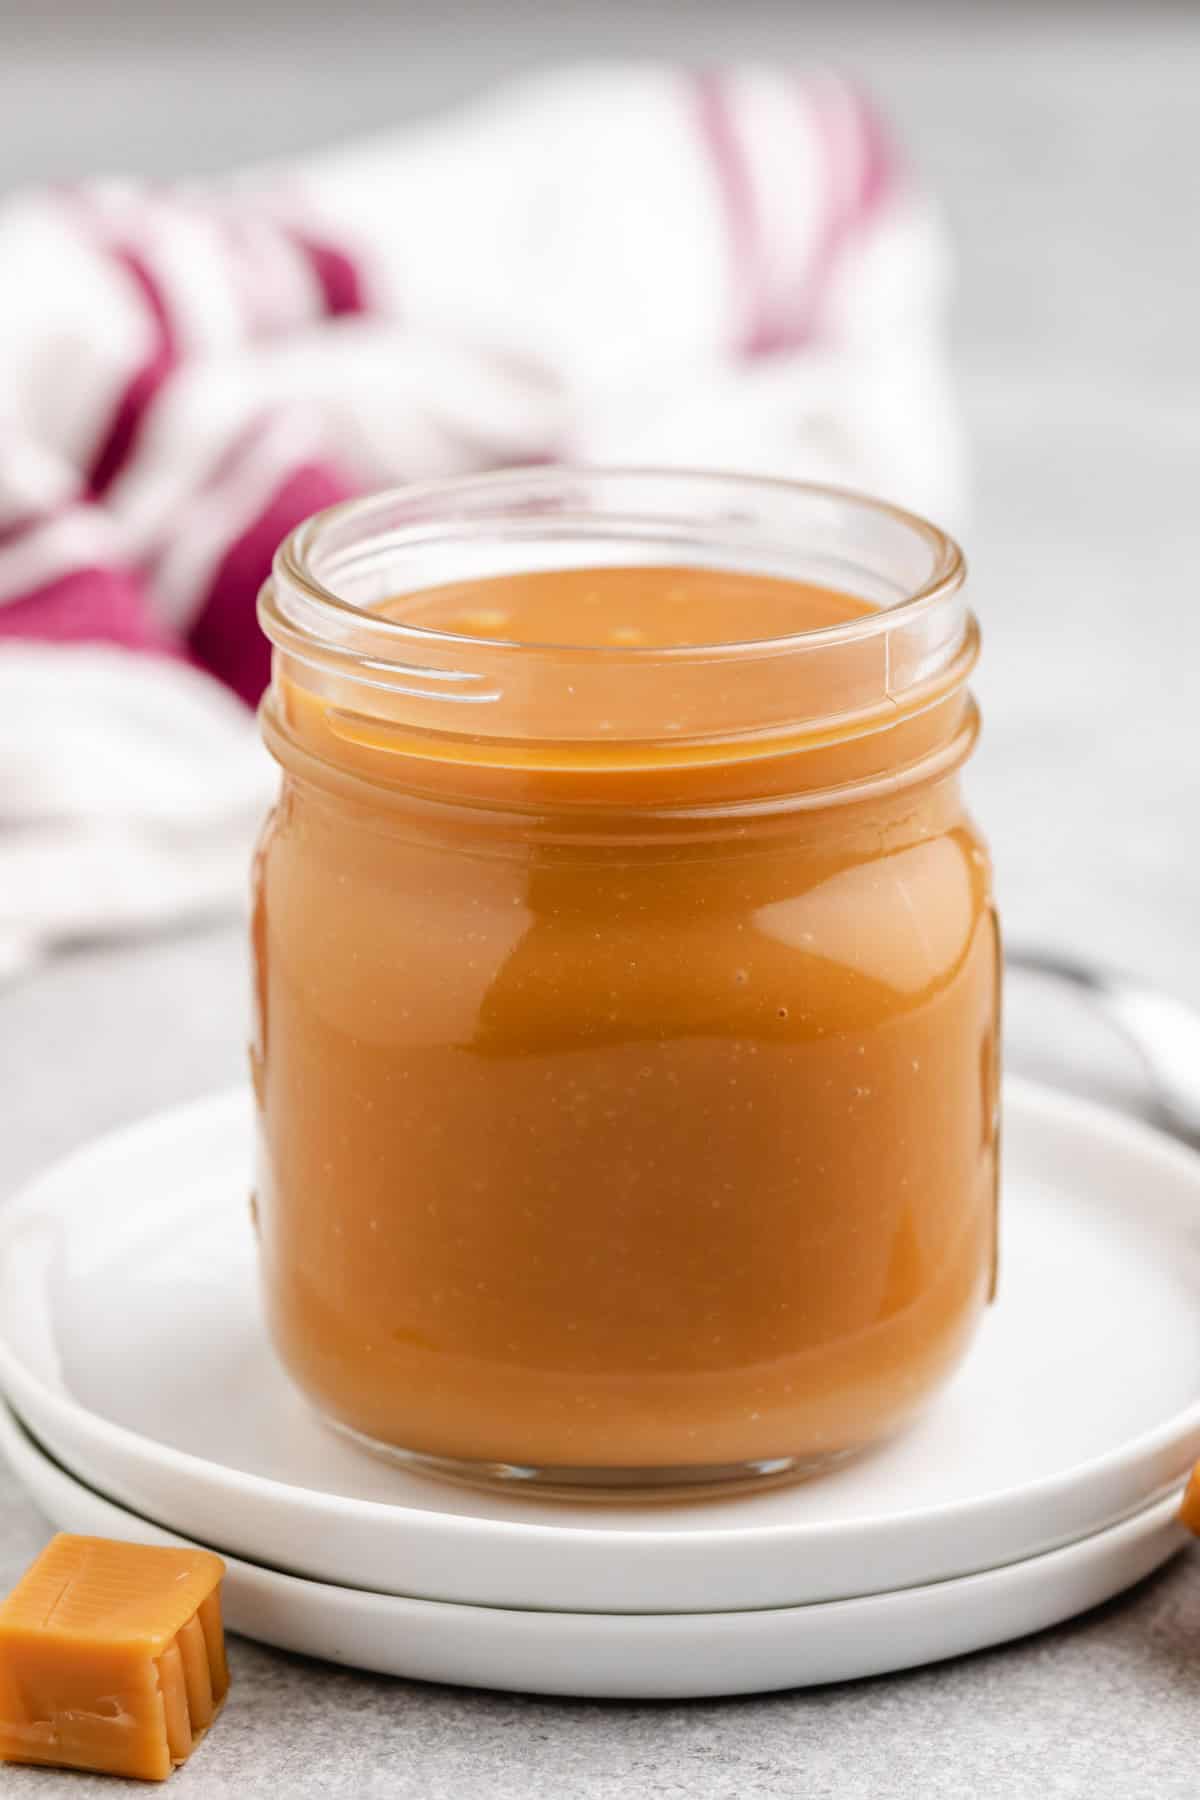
[0,64,962,975]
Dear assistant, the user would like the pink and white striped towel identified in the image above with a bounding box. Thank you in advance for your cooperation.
[0,65,962,976]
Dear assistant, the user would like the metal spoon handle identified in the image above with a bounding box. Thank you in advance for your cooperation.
[1007,946,1200,1145]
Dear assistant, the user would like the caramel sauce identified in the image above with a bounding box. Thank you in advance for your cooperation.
[253,566,999,1474]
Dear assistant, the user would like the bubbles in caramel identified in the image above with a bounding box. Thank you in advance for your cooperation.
[253,473,999,1493]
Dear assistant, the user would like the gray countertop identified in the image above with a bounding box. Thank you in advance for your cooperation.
[2,2,1199,1794]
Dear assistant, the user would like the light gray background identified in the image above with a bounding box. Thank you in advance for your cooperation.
[1,2,1198,1794]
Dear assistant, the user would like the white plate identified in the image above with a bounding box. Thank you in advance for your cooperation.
[0,1401,1186,1700]
[1,1079,1199,1615]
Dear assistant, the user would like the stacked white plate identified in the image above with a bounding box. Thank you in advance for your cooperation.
[0,1078,1197,1699]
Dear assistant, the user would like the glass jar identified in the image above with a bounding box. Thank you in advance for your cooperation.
[253,469,1000,1495]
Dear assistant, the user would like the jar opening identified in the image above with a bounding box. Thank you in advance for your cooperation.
[261,469,971,761]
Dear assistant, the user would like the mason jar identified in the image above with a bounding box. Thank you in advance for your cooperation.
[253,469,1000,1495]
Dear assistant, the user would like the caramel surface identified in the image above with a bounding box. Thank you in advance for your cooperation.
[253,566,999,1473]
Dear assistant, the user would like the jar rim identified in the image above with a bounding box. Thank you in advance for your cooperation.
[269,466,965,664]
[261,467,974,769]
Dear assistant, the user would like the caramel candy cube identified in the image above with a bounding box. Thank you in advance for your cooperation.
[0,1534,229,1782]
[1180,1464,1200,1537]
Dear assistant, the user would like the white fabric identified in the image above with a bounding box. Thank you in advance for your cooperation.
[0,647,271,978]
[0,66,963,978]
